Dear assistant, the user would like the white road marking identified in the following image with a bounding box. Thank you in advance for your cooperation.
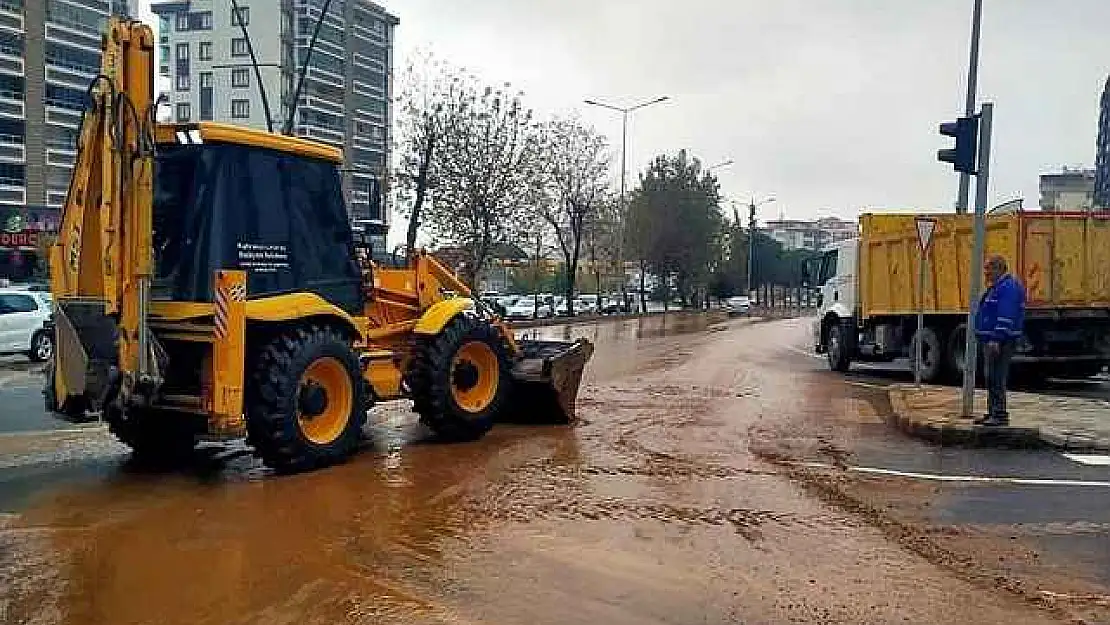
[784,345,824,360]
[797,461,1110,488]
[844,380,887,390]
[1063,453,1110,467]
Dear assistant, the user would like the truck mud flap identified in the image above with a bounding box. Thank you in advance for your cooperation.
[507,339,594,424]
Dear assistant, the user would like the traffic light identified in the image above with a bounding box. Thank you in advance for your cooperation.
[938,116,979,175]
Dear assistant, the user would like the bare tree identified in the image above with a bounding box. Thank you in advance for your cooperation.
[394,52,469,259]
[416,79,541,289]
[535,116,611,315]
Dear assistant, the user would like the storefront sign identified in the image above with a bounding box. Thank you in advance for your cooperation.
[0,230,39,249]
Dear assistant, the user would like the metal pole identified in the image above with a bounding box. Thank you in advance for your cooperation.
[956,0,983,214]
[747,199,756,297]
[915,252,926,386]
[620,110,633,312]
[960,102,993,416]
[230,0,275,133]
[284,0,334,135]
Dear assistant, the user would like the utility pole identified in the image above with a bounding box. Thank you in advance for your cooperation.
[956,0,983,214]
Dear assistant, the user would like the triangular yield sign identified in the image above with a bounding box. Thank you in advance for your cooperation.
[915,218,937,252]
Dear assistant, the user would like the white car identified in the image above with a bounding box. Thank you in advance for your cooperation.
[0,289,54,361]
[506,300,551,320]
[725,295,751,316]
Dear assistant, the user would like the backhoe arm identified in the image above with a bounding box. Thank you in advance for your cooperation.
[48,18,157,412]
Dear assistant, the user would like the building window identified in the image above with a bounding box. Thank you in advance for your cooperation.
[176,102,190,122]
[231,68,250,88]
[176,43,188,60]
[232,6,250,27]
[199,72,212,89]
[198,41,212,61]
[0,162,23,186]
[231,38,248,57]
[176,74,190,91]
[189,11,212,30]
[231,99,249,118]
[176,13,188,31]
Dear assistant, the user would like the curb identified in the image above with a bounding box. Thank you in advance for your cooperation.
[886,387,1110,452]
[510,308,808,330]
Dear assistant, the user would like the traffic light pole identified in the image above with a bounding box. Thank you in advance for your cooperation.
[956,0,983,214]
[960,102,993,418]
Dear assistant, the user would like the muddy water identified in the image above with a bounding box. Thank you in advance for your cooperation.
[0,315,1065,625]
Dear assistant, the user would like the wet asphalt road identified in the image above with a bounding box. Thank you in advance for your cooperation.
[0,314,1107,624]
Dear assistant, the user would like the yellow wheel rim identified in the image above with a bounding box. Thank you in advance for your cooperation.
[450,341,499,414]
[297,357,353,445]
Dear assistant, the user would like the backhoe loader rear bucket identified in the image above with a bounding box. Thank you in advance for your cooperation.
[508,339,595,424]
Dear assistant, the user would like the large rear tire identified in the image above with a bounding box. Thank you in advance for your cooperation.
[245,325,366,473]
[406,315,512,441]
[910,326,944,383]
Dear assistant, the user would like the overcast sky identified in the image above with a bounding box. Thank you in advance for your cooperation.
[142,1,1110,230]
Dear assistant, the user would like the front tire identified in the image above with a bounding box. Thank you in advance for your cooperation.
[827,321,853,372]
[245,325,366,473]
[406,315,513,441]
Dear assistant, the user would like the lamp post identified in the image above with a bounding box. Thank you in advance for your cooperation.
[746,196,776,299]
[706,159,735,174]
[584,95,669,312]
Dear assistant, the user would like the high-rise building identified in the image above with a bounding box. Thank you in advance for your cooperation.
[1095,76,1110,209]
[152,0,398,243]
[0,0,135,280]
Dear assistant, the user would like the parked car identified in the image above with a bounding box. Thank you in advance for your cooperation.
[505,300,552,320]
[725,295,751,317]
[554,296,573,317]
[0,289,54,361]
[573,297,597,315]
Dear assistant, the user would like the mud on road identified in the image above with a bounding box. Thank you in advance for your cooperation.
[0,315,1098,624]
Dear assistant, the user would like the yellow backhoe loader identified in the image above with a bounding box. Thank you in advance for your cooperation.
[44,18,593,472]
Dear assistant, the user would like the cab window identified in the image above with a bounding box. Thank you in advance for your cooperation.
[817,249,838,285]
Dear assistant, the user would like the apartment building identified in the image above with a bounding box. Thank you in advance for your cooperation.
[152,0,398,243]
[0,0,136,280]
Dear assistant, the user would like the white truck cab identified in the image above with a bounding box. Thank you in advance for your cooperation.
[811,239,859,356]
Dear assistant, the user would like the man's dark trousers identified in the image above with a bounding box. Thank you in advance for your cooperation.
[984,342,1015,421]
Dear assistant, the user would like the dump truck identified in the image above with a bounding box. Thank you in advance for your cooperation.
[811,211,1110,383]
[44,18,593,472]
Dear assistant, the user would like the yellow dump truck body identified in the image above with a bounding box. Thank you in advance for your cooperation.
[860,212,1110,319]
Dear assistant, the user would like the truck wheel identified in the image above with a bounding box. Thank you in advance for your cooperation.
[106,407,200,464]
[245,325,366,473]
[406,315,512,441]
[945,325,981,383]
[911,326,943,383]
[827,321,854,372]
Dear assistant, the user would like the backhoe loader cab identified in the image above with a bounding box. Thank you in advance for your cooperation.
[46,18,593,473]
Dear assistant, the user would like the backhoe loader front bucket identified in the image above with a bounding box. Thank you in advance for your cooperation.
[508,339,594,424]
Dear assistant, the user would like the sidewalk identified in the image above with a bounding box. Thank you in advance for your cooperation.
[888,384,1110,452]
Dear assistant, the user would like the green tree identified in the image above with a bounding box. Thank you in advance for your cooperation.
[626,150,723,309]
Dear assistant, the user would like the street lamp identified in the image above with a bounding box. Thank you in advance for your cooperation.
[584,95,670,312]
[746,196,776,298]
[706,159,735,174]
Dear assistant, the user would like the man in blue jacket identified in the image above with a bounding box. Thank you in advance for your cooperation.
[974,255,1026,426]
